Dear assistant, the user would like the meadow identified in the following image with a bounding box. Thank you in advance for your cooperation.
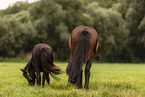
[0,61,145,97]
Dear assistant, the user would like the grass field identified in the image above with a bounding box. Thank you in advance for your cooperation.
[0,61,145,97]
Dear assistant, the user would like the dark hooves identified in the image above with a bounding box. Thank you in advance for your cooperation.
[76,84,82,89]
[84,85,89,90]
[67,81,70,86]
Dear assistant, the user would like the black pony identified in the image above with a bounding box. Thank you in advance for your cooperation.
[66,26,99,89]
[21,43,61,86]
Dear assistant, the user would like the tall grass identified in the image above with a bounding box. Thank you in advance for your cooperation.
[0,62,145,97]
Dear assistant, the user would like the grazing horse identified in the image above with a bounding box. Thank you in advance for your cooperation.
[66,26,99,89]
[21,43,61,86]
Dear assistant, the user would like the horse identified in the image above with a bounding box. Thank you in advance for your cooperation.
[66,26,99,89]
[20,43,61,86]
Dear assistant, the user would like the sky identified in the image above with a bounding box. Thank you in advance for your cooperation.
[0,0,36,9]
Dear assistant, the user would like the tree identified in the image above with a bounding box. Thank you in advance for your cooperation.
[0,1,30,16]
[84,0,118,8]
[119,0,145,62]
[85,2,129,62]
[56,0,93,32]
[0,11,36,57]
[29,0,69,60]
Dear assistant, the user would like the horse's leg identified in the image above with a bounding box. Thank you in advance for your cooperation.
[45,72,50,85]
[36,70,41,86]
[33,59,41,86]
[42,71,50,86]
[46,73,50,85]
[76,68,83,89]
[67,76,72,86]
[32,70,36,86]
[42,71,45,86]
[34,63,41,86]
[84,60,92,89]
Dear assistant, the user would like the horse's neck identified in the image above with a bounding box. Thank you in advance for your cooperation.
[25,62,31,72]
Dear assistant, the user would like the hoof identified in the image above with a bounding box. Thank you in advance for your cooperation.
[76,84,82,89]
[67,81,70,86]
[84,85,89,90]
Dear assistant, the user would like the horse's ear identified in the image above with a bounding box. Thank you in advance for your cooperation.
[20,69,25,72]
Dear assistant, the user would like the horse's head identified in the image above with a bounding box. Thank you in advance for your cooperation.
[20,69,36,86]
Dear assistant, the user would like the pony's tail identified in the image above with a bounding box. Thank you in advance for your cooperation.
[66,31,90,83]
[40,48,61,75]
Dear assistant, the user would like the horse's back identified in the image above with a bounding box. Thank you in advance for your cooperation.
[72,26,98,38]
[33,43,52,52]
[70,26,99,60]
[32,44,53,68]
[32,43,52,56]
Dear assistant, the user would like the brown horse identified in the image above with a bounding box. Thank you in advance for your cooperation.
[21,43,61,86]
[66,26,99,89]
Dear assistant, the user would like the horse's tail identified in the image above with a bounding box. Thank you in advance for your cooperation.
[66,31,90,82]
[40,48,61,75]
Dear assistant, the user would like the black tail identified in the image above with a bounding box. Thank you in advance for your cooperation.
[40,48,61,75]
[66,31,90,82]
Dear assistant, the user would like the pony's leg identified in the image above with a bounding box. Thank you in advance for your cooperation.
[67,78,70,86]
[42,72,45,86]
[36,70,41,86]
[76,69,83,89]
[32,58,41,86]
[42,72,50,86]
[32,71,36,86]
[84,60,92,89]
[45,73,50,85]
[67,77,71,86]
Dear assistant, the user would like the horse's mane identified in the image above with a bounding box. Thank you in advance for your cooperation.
[24,58,33,71]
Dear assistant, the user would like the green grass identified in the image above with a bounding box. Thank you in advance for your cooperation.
[0,62,145,97]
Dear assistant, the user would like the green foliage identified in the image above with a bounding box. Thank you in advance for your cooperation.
[0,0,144,62]
[1,62,145,96]
[85,2,129,62]
[29,0,69,60]
[118,0,145,62]
[84,0,118,8]
[56,0,90,31]
[0,11,36,57]
[0,1,30,16]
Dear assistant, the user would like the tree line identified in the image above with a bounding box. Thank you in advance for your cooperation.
[0,0,144,62]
